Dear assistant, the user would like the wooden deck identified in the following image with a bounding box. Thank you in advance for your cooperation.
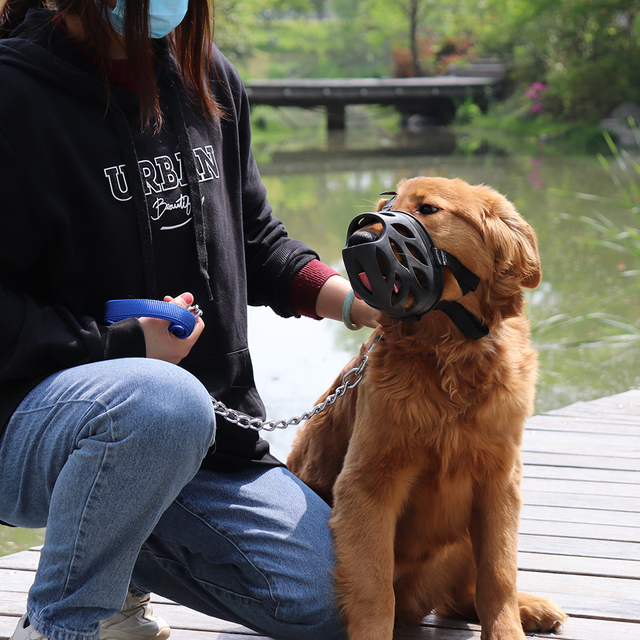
[1,389,639,639]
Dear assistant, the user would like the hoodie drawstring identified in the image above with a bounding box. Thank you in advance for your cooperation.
[107,57,214,303]
[166,76,214,302]
[110,102,159,300]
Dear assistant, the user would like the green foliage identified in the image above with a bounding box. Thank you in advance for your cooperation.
[214,0,640,125]
[484,0,640,122]
[214,0,483,78]
[213,0,266,63]
[454,97,482,124]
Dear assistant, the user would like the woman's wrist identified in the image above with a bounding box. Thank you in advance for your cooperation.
[342,290,362,331]
[316,275,379,329]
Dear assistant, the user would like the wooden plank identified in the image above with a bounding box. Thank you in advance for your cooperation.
[518,533,640,561]
[1,570,639,640]
[0,592,26,617]
[522,430,640,461]
[519,517,640,543]
[10,608,630,640]
[522,490,640,512]
[517,571,640,622]
[150,604,254,634]
[394,626,480,638]
[548,390,640,416]
[0,569,33,593]
[0,551,38,572]
[523,450,640,472]
[420,613,640,640]
[518,550,640,580]
[541,403,640,420]
[518,581,639,623]
[167,631,270,640]
[523,464,640,484]
[527,413,640,435]
[522,476,640,498]
[0,601,263,638]
[536,412,640,427]
[246,75,505,89]
[0,616,266,640]
[142,631,263,640]
[521,504,640,527]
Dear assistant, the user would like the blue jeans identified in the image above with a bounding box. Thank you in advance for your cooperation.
[0,358,345,640]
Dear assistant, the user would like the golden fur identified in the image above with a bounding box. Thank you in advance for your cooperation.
[288,177,567,640]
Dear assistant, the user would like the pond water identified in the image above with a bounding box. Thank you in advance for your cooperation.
[250,143,640,462]
[2,108,639,556]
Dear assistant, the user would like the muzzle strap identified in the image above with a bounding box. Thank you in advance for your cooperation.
[434,249,481,295]
[435,300,489,340]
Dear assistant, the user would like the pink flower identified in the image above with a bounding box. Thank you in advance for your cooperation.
[526,82,548,114]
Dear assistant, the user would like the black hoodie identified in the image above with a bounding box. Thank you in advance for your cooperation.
[0,9,318,469]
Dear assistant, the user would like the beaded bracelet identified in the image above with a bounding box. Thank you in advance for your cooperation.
[342,290,362,331]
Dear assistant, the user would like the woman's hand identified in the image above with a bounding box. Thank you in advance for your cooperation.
[139,292,205,364]
[349,292,380,330]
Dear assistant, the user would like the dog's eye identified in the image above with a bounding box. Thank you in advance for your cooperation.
[418,204,440,215]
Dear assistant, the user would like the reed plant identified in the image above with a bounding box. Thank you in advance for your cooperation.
[535,125,640,346]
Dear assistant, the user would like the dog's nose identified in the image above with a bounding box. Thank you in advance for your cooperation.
[347,229,379,246]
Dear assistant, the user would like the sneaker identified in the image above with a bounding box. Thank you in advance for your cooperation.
[10,615,51,640]
[100,593,170,640]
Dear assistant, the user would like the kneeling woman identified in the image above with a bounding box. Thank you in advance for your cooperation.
[0,2,377,639]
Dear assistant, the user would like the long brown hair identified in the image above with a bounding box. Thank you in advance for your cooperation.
[0,0,221,127]
[0,0,48,37]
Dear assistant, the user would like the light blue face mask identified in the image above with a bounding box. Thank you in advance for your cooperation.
[101,0,189,39]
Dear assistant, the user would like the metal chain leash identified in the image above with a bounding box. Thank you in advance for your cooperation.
[210,333,382,432]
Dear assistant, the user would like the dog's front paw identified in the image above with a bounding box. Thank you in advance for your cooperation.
[518,592,567,633]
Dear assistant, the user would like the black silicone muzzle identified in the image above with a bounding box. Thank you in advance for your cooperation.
[342,201,486,339]
[342,209,446,322]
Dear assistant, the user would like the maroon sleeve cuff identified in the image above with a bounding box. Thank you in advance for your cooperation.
[291,259,341,319]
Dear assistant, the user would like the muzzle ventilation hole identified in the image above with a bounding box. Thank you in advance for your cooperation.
[393,223,413,238]
[375,246,389,278]
[407,241,424,261]
[413,268,428,289]
[389,240,409,269]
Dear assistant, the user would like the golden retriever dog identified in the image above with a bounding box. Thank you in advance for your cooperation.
[287,176,567,640]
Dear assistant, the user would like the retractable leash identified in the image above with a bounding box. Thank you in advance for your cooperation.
[104,299,202,338]
[104,299,381,432]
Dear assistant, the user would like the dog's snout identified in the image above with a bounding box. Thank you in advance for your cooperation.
[347,228,379,247]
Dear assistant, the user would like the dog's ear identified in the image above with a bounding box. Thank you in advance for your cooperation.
[482,190,541,290]
[477,188,541,320]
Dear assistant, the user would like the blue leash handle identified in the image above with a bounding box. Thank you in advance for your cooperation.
[104,299,197,338]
